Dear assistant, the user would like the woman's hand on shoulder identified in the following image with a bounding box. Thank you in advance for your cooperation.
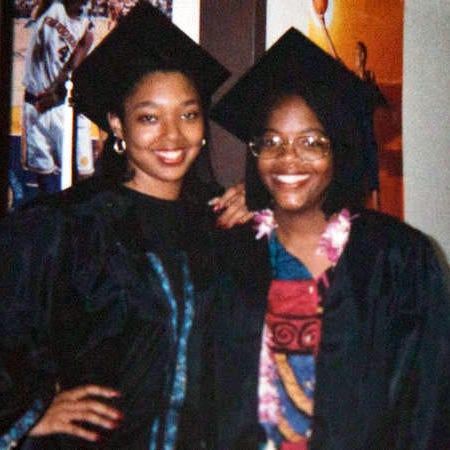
[29,385,123,443]
[209,183,254,229]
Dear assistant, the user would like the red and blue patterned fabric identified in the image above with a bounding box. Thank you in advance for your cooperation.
[259,235,336,449]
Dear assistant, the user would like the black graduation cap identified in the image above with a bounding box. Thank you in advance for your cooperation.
[72,0,230,131]
[211,27,384,144]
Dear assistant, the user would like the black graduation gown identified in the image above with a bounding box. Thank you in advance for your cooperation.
[211,210,450,450]
[0,180,217,449]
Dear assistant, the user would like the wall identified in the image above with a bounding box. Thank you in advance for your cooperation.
[172,0,199,42]
[403,0,450,262]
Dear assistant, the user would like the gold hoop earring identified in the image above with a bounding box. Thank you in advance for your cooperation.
[201,138,207,147]
[113,137,126,155]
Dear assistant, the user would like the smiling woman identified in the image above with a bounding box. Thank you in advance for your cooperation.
[209,28,450,450]
[0,2,230,449]
[108,71,205,200]
[255,95,333,221]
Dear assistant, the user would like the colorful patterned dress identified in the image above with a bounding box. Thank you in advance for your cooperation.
[258,211,351,449]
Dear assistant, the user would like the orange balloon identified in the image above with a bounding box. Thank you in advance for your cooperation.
[313,0,328,15]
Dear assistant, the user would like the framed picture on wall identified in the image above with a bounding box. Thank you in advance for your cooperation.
[307,0,404,219]
[6,0,172,211]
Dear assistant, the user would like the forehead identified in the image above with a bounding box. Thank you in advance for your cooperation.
[270,95,310,111]
[265,95,322,126]
[127,71,200,102]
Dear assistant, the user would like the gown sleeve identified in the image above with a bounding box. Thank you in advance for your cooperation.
[0,208,63,446]
[385,230,450,449]
[408,239,450,449]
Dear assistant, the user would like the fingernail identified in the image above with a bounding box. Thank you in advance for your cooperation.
[213,203,223,213]
[207,197,219,206]
[110,420,122,429]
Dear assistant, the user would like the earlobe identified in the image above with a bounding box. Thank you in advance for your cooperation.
[107,113,124,139]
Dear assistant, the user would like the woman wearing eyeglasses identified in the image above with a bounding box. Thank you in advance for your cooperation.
[209,29,450,450]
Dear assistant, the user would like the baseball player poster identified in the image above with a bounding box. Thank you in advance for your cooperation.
[8,0,172,209]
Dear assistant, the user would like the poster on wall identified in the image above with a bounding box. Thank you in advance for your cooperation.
[267,0,404,219]
[8,0,172,210]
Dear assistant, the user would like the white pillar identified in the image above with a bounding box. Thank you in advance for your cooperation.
[403,0,450,262]
[61,77,74,190]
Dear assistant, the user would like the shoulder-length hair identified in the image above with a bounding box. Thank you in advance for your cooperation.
[245,81,366,216]
[96,62,218,203]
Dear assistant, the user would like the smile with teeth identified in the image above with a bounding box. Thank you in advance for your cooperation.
[154,149,185,163]
[273,174,310,184]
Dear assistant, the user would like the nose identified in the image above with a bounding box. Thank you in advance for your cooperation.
[279,139,297,159]
[278,140,313,165]
[162,116,183,143]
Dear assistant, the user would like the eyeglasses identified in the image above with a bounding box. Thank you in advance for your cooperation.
[248,134,331,161]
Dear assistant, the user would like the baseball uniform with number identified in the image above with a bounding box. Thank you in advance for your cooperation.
[22,0,94,176]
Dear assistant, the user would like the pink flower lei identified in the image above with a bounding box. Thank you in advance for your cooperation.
[252,208,356,264]
[252,209,278,240]
[317,208,357,264]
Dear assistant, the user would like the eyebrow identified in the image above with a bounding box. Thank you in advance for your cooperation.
[264,127,326,135]
[132,98,201,110]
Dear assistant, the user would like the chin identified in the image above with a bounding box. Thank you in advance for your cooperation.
[273,192,306,209]
[274,195,323,215]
